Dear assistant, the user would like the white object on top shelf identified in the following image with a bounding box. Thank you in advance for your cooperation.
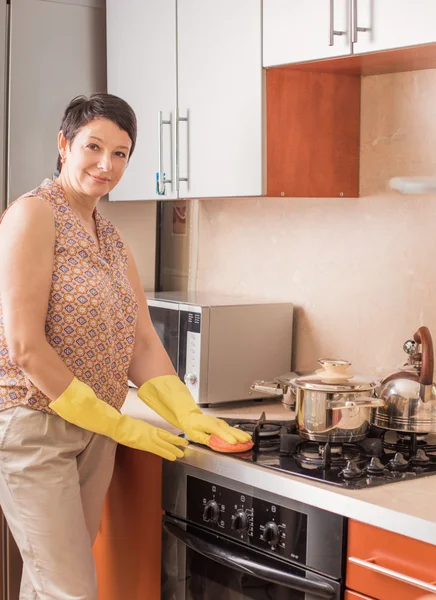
[389,177,436,195]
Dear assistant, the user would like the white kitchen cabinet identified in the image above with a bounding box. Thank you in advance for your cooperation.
[177,0,262,198]
[353,0,436,54]
[106,0,177,201]
[106,0,263,200]
[263,0,351,67]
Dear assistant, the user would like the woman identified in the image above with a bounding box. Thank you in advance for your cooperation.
[0,93,251,600]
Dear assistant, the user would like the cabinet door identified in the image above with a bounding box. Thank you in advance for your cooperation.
[263,0,351,67]
[353,0,436,54]
[8,0,106,205]
[177,0,263,198]
[107,0,177,201]
[347,520,436,600]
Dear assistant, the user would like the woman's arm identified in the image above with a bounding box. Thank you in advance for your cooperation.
[0,197,75,399]
[125,244,176,387]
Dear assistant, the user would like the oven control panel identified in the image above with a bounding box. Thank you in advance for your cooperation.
[186,476,307,565]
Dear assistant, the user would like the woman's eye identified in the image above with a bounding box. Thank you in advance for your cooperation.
[115,151,127,158]
[87,143,99,150]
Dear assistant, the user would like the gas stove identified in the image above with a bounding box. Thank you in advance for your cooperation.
[218,412,436,490]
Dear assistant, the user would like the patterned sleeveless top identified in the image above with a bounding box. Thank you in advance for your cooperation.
[0,178,138,413]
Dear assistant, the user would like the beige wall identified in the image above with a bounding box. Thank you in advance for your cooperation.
[195,68,436,378]
[98,198,157,291]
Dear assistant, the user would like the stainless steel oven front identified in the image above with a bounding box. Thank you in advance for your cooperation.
[161,462,345,600]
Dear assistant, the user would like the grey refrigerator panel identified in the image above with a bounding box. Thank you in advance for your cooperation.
[0,0,107,595]
[7,0,106,205]
[0,1,7,213]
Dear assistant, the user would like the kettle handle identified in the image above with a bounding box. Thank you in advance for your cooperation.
[414,326,434,385]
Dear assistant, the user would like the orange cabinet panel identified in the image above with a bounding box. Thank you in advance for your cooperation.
[93,447,162,600]
[266,68,360,198]
[345,591,375,600]
[347,520,436,600]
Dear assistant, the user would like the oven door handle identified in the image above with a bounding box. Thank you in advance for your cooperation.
[163,518,336,599]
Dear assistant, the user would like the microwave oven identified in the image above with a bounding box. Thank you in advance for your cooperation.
[146,291,293,406]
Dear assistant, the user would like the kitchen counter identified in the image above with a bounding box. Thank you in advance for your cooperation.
[123,389,436,546]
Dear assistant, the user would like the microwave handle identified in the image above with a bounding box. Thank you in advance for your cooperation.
[163,518,336,599]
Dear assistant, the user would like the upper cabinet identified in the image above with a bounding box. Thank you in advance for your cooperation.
[106,0,177,201]
[263,0,351,67]
[263,0,436,67]
[106,0,263,201]
[353,0,436,54]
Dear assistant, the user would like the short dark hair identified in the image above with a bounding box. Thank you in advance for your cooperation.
[57,93,137,172]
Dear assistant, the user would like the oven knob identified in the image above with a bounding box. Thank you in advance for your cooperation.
[263,521,280,545]
[231,509,248,532]
[184,373,198,386]
[203,500,220,523]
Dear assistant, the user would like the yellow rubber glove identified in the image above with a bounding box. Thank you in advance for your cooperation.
[137,375,253,447]
[49,378,188,461]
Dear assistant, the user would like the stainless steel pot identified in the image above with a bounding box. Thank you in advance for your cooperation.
[290,359,382,442]
[372,326,436,433]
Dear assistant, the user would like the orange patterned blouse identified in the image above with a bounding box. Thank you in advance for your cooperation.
[0,178,138,413]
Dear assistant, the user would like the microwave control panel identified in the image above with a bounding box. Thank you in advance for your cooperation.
[180,306,202,403]
[186,475,307,566]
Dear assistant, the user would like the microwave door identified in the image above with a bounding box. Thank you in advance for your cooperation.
[148,302,180,373]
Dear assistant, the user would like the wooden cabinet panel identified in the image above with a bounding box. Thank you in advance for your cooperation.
[347,520,436,600]
[266,68,360,198]
[345,591,374,600]
[93,448,163,600]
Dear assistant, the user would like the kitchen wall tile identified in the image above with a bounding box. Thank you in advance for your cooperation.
[98,198,156,291]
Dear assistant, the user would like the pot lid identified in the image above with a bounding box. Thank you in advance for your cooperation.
[290,358,378,392]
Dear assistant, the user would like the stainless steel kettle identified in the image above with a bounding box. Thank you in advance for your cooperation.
[372,326,436,433]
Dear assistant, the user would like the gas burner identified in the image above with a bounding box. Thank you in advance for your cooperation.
[382,430,436,456]
[238,421,282,437]
[293,440,367,472]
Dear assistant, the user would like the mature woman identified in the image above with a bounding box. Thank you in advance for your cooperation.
[0,93,251,600]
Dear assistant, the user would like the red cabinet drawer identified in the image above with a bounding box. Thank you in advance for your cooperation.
[347,520,436,600]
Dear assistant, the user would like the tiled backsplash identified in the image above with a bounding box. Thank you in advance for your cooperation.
[195,69,436,377]
[98,198,156,291]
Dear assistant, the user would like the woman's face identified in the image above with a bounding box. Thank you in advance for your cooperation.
[58,118,132,198]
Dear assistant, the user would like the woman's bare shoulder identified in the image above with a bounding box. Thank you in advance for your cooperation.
[0,196,55,245]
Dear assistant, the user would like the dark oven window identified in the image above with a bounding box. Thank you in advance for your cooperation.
[186,547,304,599]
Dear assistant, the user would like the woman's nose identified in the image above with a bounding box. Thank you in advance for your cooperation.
[98,154,112,171]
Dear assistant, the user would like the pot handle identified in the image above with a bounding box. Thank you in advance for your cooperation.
[328,397,384,410]
[414,326,434,386]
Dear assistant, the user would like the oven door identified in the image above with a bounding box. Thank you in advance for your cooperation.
[161,516,341,600]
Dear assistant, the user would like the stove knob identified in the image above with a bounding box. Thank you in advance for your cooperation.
[203,500,220,523]
[231,509,248,532]
[263,521,280,545]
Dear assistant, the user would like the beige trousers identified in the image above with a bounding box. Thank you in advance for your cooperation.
[0,405,117,600]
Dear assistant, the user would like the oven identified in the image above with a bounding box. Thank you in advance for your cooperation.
[161,462,346,600]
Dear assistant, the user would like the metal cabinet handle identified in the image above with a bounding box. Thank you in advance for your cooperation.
[350,0,369,43]
[329,0,346,46]
[348,556,436,594]
[175,108,189,191]
[157,111,172,195]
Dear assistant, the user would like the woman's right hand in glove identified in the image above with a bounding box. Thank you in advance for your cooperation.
[50,378,189,461]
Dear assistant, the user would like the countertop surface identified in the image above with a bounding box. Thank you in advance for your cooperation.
[123,389,436,546]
